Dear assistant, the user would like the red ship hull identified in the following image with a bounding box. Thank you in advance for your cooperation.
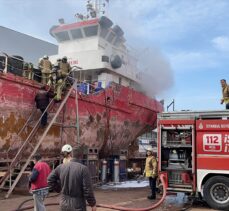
[0,73,163,160]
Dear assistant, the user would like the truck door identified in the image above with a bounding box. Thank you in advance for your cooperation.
[196,119,229,210]
[158,120,196,193]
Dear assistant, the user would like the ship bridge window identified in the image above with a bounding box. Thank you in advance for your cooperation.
[55,31,70,42]
[113,37,122,47]
[107,32,115,43]
[100,28,109,38]
[70,28,83,39]
[84,25,98,37]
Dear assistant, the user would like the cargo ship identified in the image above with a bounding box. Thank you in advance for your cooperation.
[0,0,163,163]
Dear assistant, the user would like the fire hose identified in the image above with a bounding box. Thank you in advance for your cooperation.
[12,174,166,211]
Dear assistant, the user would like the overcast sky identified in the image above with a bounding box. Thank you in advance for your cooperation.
[1,0,229,111]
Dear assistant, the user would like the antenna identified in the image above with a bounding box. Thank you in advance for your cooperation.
[86,0,107,19]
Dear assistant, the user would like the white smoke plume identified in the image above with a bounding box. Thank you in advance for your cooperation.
[136,47,174,97]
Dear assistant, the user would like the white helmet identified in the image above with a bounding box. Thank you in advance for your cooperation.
[146,146,153,152]
[43,55,48,59]
[61,144,72,153]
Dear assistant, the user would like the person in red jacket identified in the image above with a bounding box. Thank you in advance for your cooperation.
[29,153,51,211]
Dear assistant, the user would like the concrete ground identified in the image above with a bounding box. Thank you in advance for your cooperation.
[0,186,216,211]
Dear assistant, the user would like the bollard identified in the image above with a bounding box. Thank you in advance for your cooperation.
[101,160,107,183]
[114,159,120,183]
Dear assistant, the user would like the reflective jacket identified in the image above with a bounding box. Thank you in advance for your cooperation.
[222,85,229,104]
[48,159,96,211]
[144,156,158,178]
[39,59,52,73]
[59,62,71,77]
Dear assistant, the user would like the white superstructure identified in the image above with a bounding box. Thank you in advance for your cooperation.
[49,0,141,89]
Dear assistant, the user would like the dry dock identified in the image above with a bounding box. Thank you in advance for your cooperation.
[1,186,215,211]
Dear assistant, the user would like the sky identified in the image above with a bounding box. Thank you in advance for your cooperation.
[0,0,229,111]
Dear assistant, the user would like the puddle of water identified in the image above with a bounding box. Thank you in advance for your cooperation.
[100,180,149,189]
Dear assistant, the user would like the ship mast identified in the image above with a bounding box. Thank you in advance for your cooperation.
[87,0,107,18]
[75,0,108,21]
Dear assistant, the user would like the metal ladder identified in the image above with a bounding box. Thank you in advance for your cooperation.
[0,81,77,199]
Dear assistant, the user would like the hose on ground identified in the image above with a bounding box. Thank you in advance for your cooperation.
[96,174,167,211]
[15,193,60,210]
[12,174,166,211]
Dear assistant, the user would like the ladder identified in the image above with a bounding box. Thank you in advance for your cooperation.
[6,105,48,162]
[0,81,77,199]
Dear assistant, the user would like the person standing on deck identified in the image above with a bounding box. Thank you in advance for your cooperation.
[54,56,71,101]
[220,79,229,109]
[39,55,52,85]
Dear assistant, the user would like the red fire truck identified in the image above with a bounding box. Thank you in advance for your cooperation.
[157,110,229,210]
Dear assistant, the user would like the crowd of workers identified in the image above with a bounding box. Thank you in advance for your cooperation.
[29,144,96,211]
[23,55,71,101]
[28,145,157,211]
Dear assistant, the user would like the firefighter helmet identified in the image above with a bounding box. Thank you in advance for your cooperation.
[61,144,72,153]
[146,146,154,152]
[43,55,48,59]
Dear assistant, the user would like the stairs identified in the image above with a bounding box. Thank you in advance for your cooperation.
[0,81,77,198]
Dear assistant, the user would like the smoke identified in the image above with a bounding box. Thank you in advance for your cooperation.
[136,47,174,97]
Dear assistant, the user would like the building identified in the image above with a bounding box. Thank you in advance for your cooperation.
[0,26,57,65]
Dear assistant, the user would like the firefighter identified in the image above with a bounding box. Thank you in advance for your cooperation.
[39,55,52,85]
[143,146,158,200]
[54,56,71,101]
[23,62,34,80]
[61,144,73,164]
[220,79,229,109]
[47,60,60,87]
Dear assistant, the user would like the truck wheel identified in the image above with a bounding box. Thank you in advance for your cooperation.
[203,176,229,210]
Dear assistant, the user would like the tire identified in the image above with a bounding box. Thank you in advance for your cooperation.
[203,176,229,210]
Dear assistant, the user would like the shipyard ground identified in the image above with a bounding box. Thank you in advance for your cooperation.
[1,186,215,211]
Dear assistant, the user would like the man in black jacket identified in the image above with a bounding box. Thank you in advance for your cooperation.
[48,146,96,211]
[35,86,50,127]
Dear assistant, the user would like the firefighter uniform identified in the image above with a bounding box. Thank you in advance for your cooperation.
[144,147,158,200]
[39,55,52,85]
[221,79,229,109]
[55,57,71,101]
[23,62,34,80]
[222,86,229,109]
[145,155,157,178]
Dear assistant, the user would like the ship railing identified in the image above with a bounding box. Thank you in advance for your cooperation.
[0,53,109,95]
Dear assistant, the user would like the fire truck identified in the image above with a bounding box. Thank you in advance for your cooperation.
[157,110,229,210]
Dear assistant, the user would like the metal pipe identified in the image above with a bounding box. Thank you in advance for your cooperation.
[114,159,119,183]
[75,88,80,146]
[101,160,107,183]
